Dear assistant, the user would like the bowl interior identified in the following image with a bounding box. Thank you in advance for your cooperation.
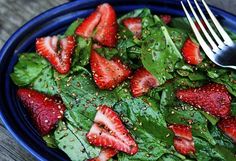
[1,0,236,160]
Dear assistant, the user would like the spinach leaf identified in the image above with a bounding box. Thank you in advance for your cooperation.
[117,8,152,23]
[194,137,235,161]
[73,37,92,67]
[31,67,58,95]
[212,71,236,97]
[113,81,132,100]
[117,25,142,69]
[200,111,219,125]
[213,145,236,161]
[54,69,121,161]
[95,47,118,60]
[64,19,83,36]
[54,121,100,161]
[114,98,175,160]
[57,70,117,111]
[168,27,188,50]
[116,9,153,70]
[43,133,57,148]
[231,99,236,116]
[141,17,182,85]
[209,126,236,153]
[158,154,185,161]
[170,17,193,34]
[11,53,49,86]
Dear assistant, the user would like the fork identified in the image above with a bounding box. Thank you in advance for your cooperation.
[181,0,236,70]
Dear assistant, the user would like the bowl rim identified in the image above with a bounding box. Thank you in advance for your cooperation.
[1,0,236,161]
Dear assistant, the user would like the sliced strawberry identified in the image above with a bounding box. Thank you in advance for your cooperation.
[194,19,207,31]
[130,68,158,97]
[169,124,192,141]
[93,3,118,47]
[218,116,236,142]
[160,15,172,24]
[90,50,131,90]
[17,88,65,135]
[174,137,195,155]
[122,17,142,38]
[36,36,75,74]
[75,3,118,47]
[75,11,101,38]
[87,105,138,155]
[181,38,203,65]
[88,148,118,161]
[169,124,195,155]
[176,83,231,117]
[92,43,103,49]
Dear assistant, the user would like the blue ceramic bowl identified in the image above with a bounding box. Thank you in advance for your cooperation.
[1,0,236,160]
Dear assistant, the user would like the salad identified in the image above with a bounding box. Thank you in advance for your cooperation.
[10,3,236,161]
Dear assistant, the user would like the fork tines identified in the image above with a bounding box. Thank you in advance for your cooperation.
[181,0,234,55]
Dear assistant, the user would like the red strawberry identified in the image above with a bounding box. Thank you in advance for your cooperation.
[130,68,158,97]
[160,15,172,24]
[174,137,195,155]
[181,38,203,65]
[75,3,118,47]
[36,36,75,74]
[194,19,207,31]
[88,148,118,161]
[86,105,138,155]
[218,116,236,142]
[176,83,231,117]
[94,3,118,47]
[75,11,101,38]
[90,50,131,90]
[122,17,142,38]
[169,124,192,141]
[169,124,195,155]
[17,88,66,135]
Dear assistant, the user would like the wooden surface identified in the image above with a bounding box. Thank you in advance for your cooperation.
[0,1,67,161]
[0,0,235,161]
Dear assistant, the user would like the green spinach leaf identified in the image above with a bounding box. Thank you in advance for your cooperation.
[114,98,174,160]
[11,53,49,86]
[54,121,100,161]
[64,19,83,36]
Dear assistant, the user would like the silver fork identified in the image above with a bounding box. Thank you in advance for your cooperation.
[181,0,236,70]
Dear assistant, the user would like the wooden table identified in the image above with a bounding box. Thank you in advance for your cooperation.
[0,0,235,160]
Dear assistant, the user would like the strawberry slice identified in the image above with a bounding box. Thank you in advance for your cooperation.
[174,137,195,155]
[90,50,131,90]
[169,124,195,155]
[36,36,75,74]
[181,38,203,65]
[17,88,66,135]
[75,11,101,38]
[169,124,192,141]
[176,83,231,117]
[122,17,142,38]
[76,3,118,47]
[160,15,172,24]
[87,105,138,155]
[92,43,103,49]
[94,3,118,47]
[88,148,118,161]
[130,68,158,97]
[218,116,236,142]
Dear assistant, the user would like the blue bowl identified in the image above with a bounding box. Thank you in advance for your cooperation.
[1,0,236,160]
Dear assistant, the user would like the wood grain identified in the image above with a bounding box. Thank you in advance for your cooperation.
[0,0,234,161]
[0,1,67,160]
